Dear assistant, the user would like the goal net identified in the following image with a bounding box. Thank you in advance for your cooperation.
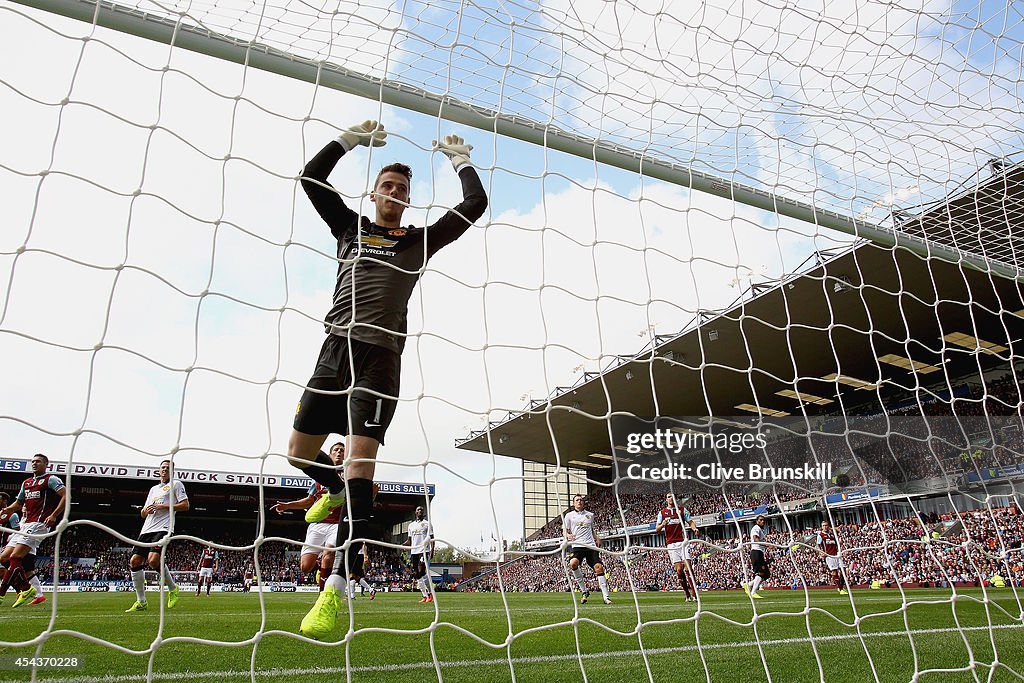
[1,0,1023,679]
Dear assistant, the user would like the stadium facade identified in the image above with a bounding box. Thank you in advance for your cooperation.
[456,157,1024,587]
[0,458,436,592]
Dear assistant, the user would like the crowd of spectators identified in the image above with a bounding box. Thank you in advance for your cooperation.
[17,374,1024,596]
[27,524,424,588]
[526,375,1024,544]
[468,506,1024,594]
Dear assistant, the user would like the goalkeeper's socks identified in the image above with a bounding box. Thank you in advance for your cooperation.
[347,478,373,538]
[297,451,344,495]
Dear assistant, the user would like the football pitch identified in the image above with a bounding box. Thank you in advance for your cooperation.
[0,589,1020,682]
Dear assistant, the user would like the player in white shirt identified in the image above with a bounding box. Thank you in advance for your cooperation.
[743,515,769,599]
[126,460,189,612]
[564,494,611,605]
[406,506,434,603]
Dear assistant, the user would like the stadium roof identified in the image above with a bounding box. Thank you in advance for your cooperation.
[0,458,436,523]
[895,158,1024,272]
[0,457,435,495]
[457,233,1024,471]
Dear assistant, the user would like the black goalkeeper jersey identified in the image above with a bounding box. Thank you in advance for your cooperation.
[301,140,487,354]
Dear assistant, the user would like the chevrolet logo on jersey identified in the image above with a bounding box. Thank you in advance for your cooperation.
[360,234,399,249]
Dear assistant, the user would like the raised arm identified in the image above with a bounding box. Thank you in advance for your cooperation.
[270,494,317,514]
[300,120,386,239]
[424,135,488,257]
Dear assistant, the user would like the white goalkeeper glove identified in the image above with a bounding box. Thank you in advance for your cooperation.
[433,134,473,171]
[337,120,387,151]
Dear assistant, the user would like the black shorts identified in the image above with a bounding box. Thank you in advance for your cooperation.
[411,553,429,578]
[750,549,768,574]
[293,335,400,444]
[569,547,602,568]
[131,531,166,558]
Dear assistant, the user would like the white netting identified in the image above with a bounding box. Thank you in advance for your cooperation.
[1,0,1023,680]
[16,0,1024,234]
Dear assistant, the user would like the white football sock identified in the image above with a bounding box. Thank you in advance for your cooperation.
[325,574,345,591]
[750,576,763,594]
[162,566,177,590]
[597,574,609,599]
[29,575,42,592]
[572,568,586,592]
[132,569,147,602]
[359,578,373,591]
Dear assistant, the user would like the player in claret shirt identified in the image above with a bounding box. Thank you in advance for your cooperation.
[0,493,21,554]
[816,519,848,595]
[0,491,43,607]
[271,442,345,591]
[0,454,66,608]
[196,545,219,596]
[243,565,255,592]
[655,492,699,602]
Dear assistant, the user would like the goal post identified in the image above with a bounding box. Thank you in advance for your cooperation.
[8,0,1015,281]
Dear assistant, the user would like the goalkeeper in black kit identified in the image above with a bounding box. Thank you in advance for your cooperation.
[294,120,487,639]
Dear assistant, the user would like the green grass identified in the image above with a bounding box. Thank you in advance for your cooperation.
[0,588,1021,682]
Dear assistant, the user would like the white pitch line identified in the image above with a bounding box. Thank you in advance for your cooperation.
[9,591,1010,620]
[9,623,1022,683]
